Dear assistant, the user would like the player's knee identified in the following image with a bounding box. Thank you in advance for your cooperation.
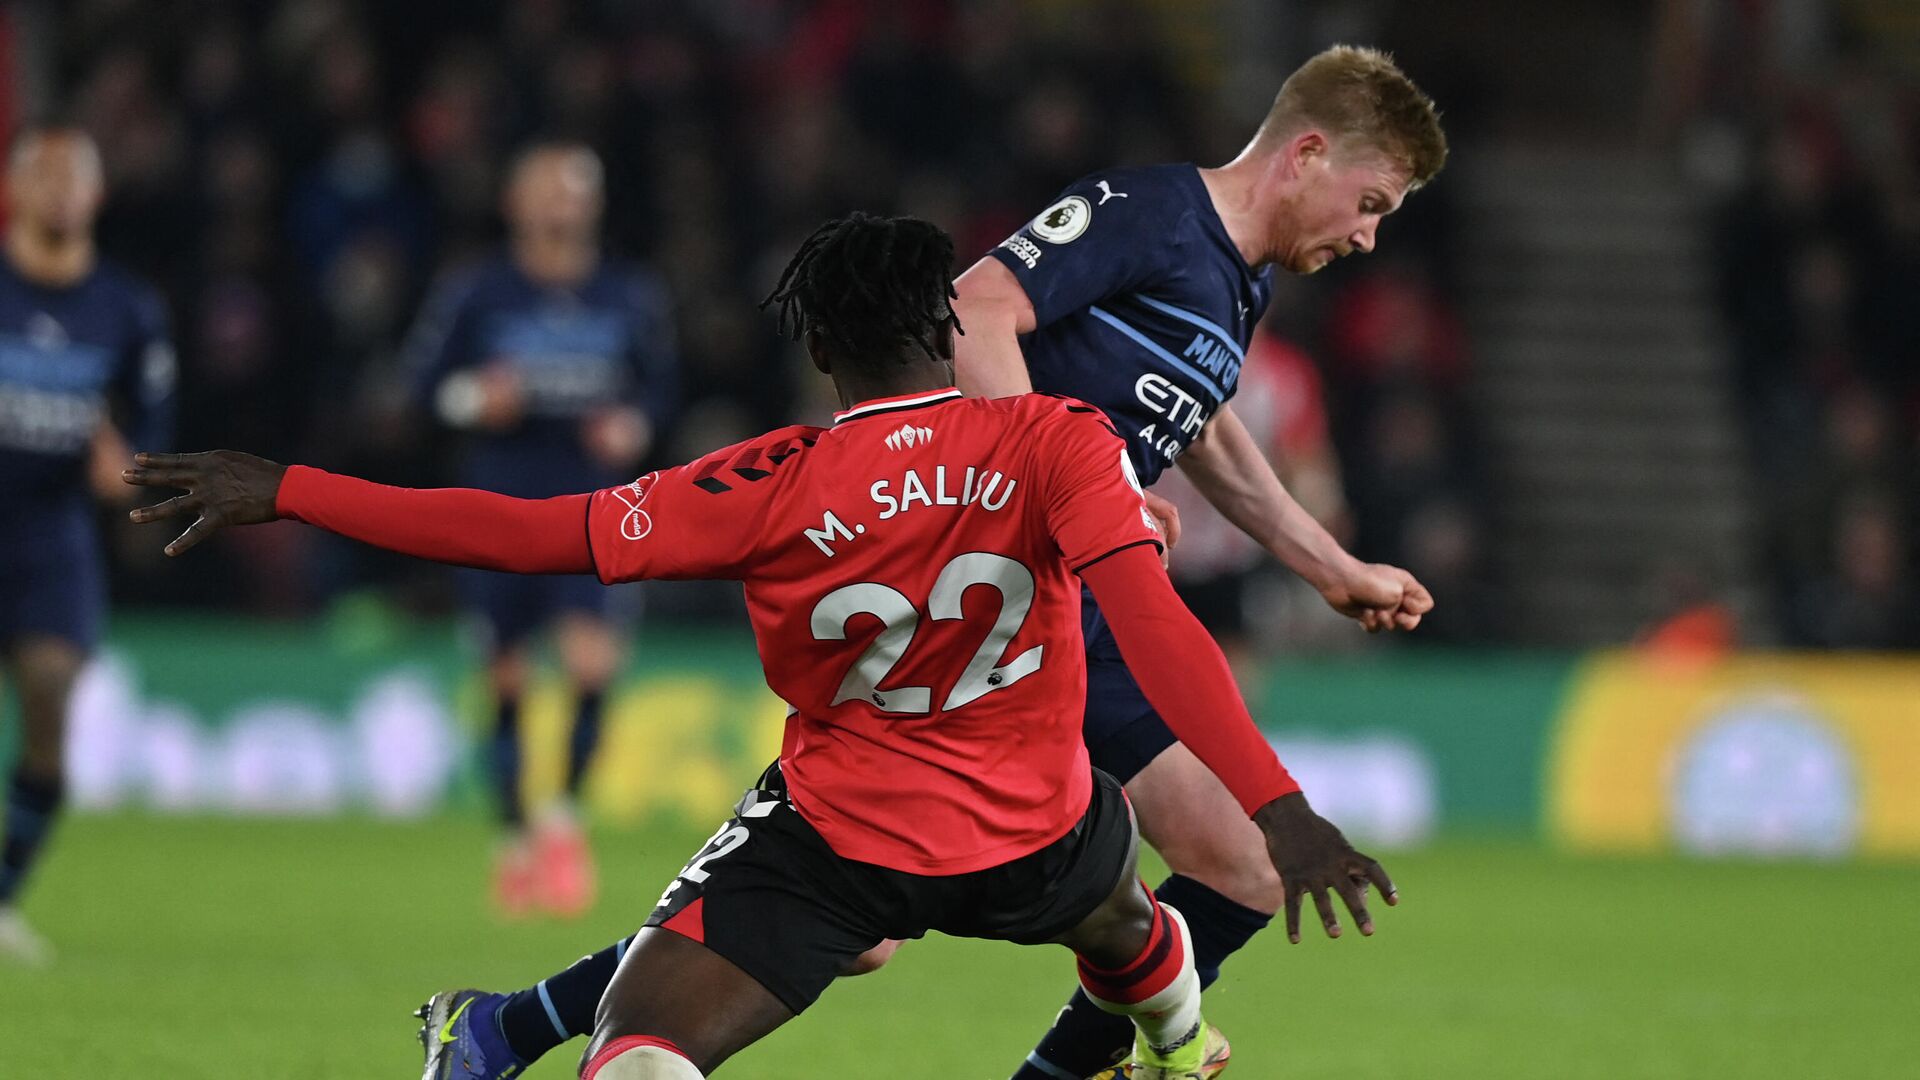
[839,938,901,977]
[557,619,622,688]
[489,651,531,697]
[1162,840,1285,916]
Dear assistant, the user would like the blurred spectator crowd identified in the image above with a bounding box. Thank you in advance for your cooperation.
[1669,0,1920,648]
[13,0,1912,650]
[20,0,1485,644]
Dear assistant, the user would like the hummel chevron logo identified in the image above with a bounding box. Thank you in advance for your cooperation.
[884,424,934,451]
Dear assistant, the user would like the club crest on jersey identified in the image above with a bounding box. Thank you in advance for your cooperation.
[610,475,655,540]
[884,424,934,451]
[1031,195,1092,244]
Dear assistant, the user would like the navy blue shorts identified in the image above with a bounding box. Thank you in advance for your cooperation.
[1080,588,1179,784]
[0,506,105,651]
[458,569,633,653]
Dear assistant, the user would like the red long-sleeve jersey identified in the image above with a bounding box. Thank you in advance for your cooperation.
[279,388,1297,874]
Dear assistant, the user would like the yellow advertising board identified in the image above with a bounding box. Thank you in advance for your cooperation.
[1549,652,1920,857]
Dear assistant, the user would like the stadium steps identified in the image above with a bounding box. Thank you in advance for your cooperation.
[1455,145,1762,645]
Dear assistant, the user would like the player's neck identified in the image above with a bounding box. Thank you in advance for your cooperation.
[830,364,957,412]
[5,226,95,288]
[1198,153,1284,269]
[512,234,597,288]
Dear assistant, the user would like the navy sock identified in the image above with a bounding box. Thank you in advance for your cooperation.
[488,695,524,829]
[1011,875,1272,1080]
[0,769,65,907]
[497,934,636,1062]
[1155,873,1272,987]
[563,689,606,798]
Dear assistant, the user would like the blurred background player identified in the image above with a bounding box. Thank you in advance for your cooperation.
[0,122,174,964]
[403,139,678,918]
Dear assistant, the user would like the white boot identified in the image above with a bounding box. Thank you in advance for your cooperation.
[0,906,54,967]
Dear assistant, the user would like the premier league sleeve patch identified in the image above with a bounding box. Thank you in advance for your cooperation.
[1030,195,1093,244]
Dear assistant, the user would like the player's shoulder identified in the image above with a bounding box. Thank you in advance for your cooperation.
[1016,164,1200,260]
[1052,163,1196,214]
[86,258,159,299]
[596,256,666,291]
[86,259,170,324]
[594,258,673,314]
[430,256,516,306]
[990,393,1125,446]
[676,422,828,495]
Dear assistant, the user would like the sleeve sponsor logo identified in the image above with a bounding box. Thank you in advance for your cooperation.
[610,475,656,540]
[998,233,1043,269]
[1031,195,1092,244]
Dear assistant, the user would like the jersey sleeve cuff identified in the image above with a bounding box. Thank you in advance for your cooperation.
[275,464,325,521]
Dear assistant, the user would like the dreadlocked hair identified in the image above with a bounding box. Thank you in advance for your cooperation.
[761,212,963,368]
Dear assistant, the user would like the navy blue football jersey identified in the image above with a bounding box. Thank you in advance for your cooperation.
[404,256,679,498]
[988,164,1274,486]
[0,256,175,503]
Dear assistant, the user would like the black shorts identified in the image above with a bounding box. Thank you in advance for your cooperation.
[644,763,1136,1014]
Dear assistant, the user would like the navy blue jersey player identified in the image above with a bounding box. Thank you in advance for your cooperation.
[404,140,677,919]
[409,47,1445,1080]
[956,47,1448,1080]
[0,124,173,965]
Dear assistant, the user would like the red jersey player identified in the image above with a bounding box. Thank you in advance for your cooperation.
[124,214,1393,1080]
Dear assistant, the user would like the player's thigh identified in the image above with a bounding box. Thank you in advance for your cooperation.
[841,937,902,976]
[1128,742,1284,915]
[641,767,890,1025]
[459,568,541,664]
[586,927,794,1074]
[1047,846,1157,970]
[942,769,1149,968]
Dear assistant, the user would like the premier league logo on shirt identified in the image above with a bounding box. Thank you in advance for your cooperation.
[1031,195,1092,244]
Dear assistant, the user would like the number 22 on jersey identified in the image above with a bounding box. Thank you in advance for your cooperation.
[810,552,1044,715]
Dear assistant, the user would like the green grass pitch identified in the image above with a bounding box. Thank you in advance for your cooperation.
[1,814,1915,1078]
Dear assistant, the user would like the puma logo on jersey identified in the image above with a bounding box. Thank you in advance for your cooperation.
[884,424,934,451]
[1095,180,1127,205]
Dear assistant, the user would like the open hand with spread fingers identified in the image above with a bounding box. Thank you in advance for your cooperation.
[1253,791,1399,943]
[123,450,287,556]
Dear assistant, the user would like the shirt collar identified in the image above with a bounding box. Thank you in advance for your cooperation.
[832,387,964,425]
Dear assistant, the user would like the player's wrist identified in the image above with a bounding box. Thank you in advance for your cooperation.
[1252,789,1312,833]
[270,463,311,519]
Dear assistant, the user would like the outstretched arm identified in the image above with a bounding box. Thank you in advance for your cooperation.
[1179,404,1431,632]
[1080,543,1398,943]
[124,452,594,573]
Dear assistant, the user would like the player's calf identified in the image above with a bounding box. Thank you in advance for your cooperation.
[1075,899,1203,1064]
